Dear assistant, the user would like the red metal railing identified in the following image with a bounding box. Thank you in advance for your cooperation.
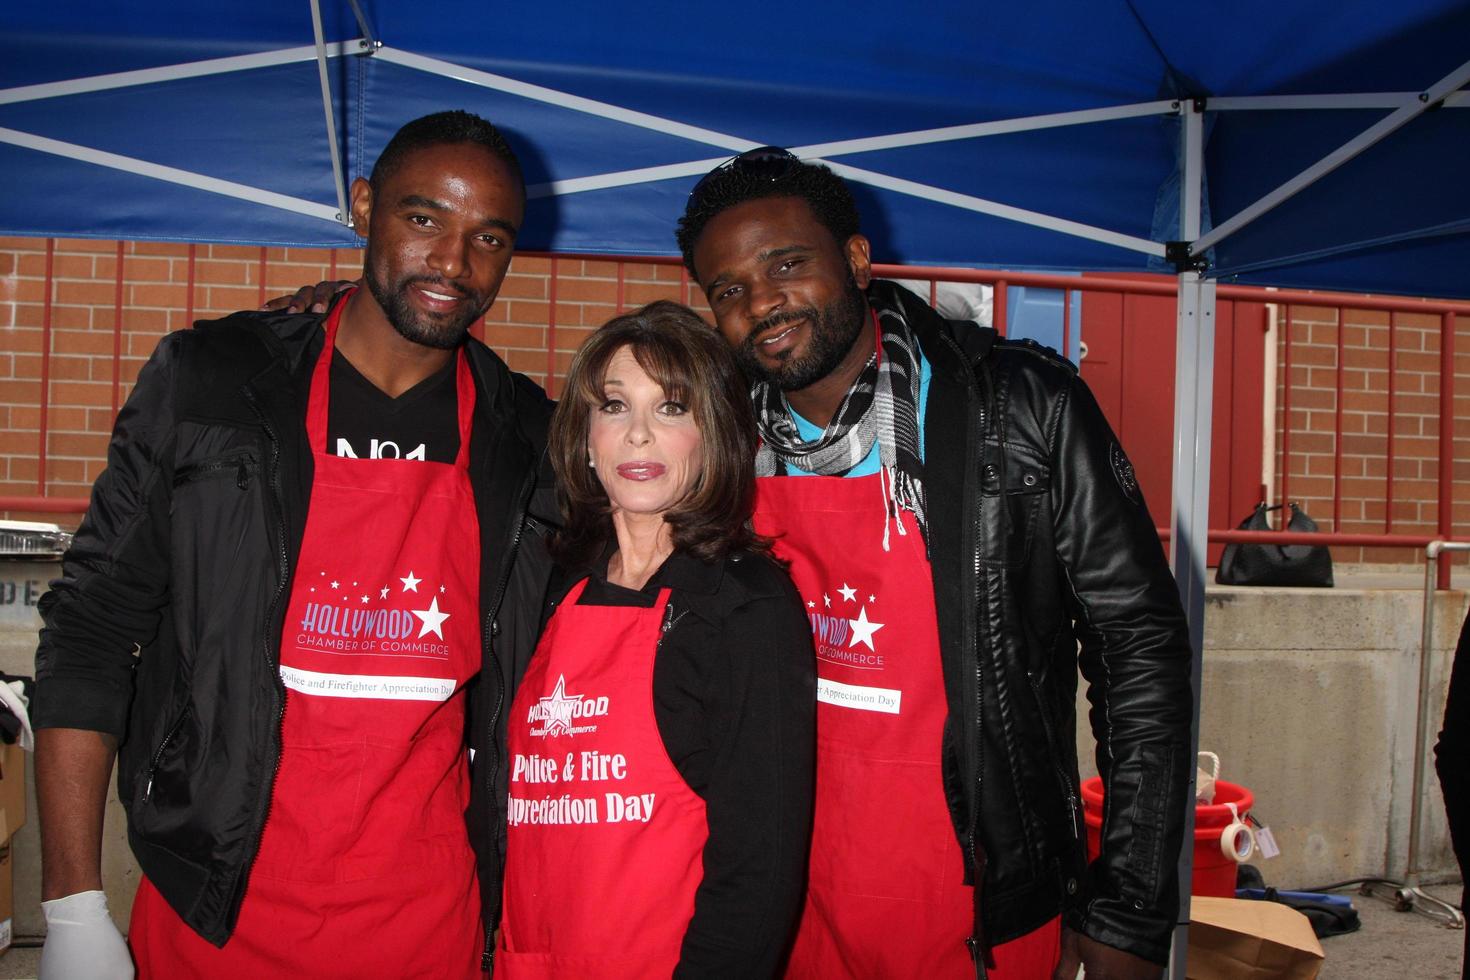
[5,243,1468,582]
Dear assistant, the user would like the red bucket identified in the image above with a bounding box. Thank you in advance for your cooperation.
[1080,776,1254,899]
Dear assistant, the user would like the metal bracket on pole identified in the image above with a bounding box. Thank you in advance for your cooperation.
[308,0,352,227]
[1354,540,1467,928]
[344,0,381,53]
[1166,241,1208,274]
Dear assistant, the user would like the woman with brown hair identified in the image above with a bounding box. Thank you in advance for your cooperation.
[496,301,816,979]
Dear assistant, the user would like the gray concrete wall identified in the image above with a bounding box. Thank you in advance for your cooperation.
[4,560,1466,942]
[1076,580,1467,891]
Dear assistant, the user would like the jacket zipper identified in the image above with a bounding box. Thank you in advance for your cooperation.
[481,470,538,973]
[968,392,988,980]
[173,452,256,489]
[941,331,990,980]
[1029,674,1082,842]
[141,708,191,802]
[235,388,291,924]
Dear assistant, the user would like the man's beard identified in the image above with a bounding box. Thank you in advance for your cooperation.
[736,274,868,392]
[364,253,487,351]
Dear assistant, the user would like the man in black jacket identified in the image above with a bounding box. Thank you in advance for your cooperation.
[677,148,1193,979]
[33,111,555,977]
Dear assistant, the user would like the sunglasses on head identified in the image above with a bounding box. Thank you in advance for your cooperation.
[688,146,802,207]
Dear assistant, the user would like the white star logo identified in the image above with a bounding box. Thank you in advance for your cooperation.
[412,596,450,639]
[848,606,885,651]
[360,595,369,604]
[838,583,858,603]
[538,675,584,737]
[807,600,815,609]
[439,585,446,593]
[869,594,876,603]
[824,593,831,608]
[380,587,390,599]
[329,580,339,589]
[400,571,421,593]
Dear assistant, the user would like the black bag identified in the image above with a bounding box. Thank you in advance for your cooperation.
[1215,502,1334,587]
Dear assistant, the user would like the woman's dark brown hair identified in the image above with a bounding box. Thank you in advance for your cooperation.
[548,300,765,568]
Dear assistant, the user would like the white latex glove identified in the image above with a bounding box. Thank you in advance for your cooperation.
[40,890,135,980]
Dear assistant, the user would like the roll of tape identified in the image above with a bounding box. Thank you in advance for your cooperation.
[1220,802,1256,863]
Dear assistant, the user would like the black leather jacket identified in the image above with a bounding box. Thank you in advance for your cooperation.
[876,280,1193,966]
[34,307,557,959]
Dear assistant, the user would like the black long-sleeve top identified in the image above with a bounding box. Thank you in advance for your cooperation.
[1435,609,1470,979]
[546,548,816,978]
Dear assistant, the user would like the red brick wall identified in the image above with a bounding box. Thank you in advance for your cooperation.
[1272,305,1470,564]
[0,238,703,525]
[3,237,1466,567]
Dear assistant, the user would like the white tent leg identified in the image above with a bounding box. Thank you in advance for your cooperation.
[1167,270,1216,979]
[1166,97,1212,980]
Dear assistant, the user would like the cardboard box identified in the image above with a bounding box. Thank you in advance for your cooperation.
[0,741,23,842]
[0,741,24,955]
[1187,896,1324,980]
[0,841,11,954]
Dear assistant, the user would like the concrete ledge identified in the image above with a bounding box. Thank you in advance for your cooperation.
[1080,578,1467,889]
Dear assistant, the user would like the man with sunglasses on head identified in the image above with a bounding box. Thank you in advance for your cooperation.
[676,148,1193,980]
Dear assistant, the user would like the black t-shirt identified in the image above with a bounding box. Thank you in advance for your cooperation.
[325,350,459,463]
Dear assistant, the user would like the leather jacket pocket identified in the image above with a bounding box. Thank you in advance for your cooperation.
[980,458,1050,567]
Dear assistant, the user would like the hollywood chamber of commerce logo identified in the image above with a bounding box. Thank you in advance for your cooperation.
[294,567,455,657]
[526,674,611,738]
[806,580,887,669]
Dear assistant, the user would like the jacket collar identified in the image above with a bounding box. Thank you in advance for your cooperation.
[867,278,997,379]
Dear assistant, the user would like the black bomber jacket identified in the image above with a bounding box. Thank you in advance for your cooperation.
[876,280,1194,967]
[33,305,557,964]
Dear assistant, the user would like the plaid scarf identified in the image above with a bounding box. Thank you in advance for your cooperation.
[753,302,927,549]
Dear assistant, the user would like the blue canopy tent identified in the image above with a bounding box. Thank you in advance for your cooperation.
[4,1,1467,291]
[4,1,1469,969]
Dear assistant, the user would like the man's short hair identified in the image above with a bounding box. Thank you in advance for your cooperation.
[675,148,861,280]
[370,110,525,200]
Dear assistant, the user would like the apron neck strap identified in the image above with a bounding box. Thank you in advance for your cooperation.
[306,291,476,467]
[561,577,674,622]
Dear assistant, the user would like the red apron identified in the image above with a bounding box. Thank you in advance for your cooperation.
[754,473,1060,979]
[496,581,708,980]
[131,297,484,979]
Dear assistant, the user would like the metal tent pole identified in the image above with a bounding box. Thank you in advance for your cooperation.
[1350,541,1467,927]
[309,0,351,226]
[1402,542,1467,925]
[1167,99,1213,980]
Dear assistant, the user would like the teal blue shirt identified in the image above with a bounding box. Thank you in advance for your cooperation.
[784,352,932,477]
